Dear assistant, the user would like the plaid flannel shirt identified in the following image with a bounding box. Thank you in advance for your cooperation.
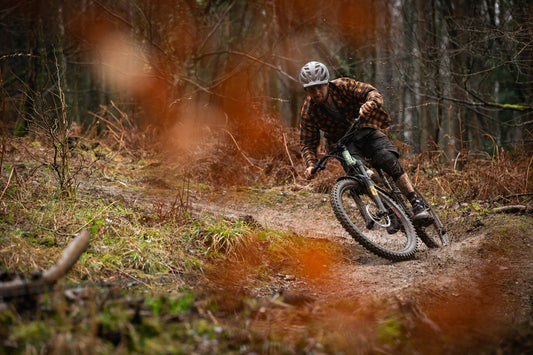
[299,78,391,168]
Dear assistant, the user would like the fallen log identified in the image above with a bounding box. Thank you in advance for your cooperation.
[0,230,90,299]
[492,205,531,214]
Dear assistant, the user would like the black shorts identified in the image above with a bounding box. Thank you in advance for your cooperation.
[347,128,404,179]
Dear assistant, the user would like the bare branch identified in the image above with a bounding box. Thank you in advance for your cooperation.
[197,0,238,52]
[195,50,298,82]
[0,52,38,61]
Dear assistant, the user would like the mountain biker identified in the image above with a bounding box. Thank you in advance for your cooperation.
[298,61,430,223]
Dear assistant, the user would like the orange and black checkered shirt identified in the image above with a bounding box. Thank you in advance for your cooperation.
[299,78,391,168]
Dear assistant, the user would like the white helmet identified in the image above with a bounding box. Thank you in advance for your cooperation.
[299,61,330,88]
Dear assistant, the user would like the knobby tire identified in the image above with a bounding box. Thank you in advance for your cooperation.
[385,180,449,249]
[331,179,418,261]
[412,187,449,248]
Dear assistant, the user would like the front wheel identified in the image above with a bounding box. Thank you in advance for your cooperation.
[331,179,418,261]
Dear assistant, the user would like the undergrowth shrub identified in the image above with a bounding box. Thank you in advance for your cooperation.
[187,216,254,257]
[60,94,531,202]
[403,146,532,202]
[89,101,160,157]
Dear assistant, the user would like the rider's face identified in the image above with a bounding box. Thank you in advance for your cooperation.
[305,84,328,104]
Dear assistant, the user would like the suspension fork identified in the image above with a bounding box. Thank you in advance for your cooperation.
[341,147,388,215]
[356,160,388,215]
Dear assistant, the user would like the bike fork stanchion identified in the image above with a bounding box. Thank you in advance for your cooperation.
[357,161,387,216]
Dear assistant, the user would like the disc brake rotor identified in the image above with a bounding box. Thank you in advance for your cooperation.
[365,203,391,228]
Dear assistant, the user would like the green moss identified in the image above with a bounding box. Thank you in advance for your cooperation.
[10,321,51,346]
[376,316,406,347]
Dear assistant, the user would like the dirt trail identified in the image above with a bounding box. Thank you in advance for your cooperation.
[190,189,479,290]
[194,189,533,333]
[94,176,533,327]
[192,191,347,242]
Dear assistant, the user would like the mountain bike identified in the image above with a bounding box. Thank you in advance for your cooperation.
[311,117,449,261]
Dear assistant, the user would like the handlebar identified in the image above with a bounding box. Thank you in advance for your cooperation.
[342,115,361,141]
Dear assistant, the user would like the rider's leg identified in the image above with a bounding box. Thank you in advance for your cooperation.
[394,172,415,196]
[394,173,430,222]
[359,136,431,223]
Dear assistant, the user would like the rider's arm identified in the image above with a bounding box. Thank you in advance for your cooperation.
[357,84,383,117]
[341,79,390,129]
[300,121,320,169]
[299,101,320,172]
[362,89,384,113]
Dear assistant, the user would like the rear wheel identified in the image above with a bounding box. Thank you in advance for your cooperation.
[386,179,449,248]
[413,187,449,248]
[331,179,418,261]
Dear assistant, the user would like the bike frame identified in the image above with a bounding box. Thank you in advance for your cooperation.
[311,117,389,218]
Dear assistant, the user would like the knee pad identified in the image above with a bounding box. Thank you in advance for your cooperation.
[372,150,404,180]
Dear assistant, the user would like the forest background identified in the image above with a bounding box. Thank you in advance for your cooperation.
[1,1,533,353]
[1,0,532,163]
